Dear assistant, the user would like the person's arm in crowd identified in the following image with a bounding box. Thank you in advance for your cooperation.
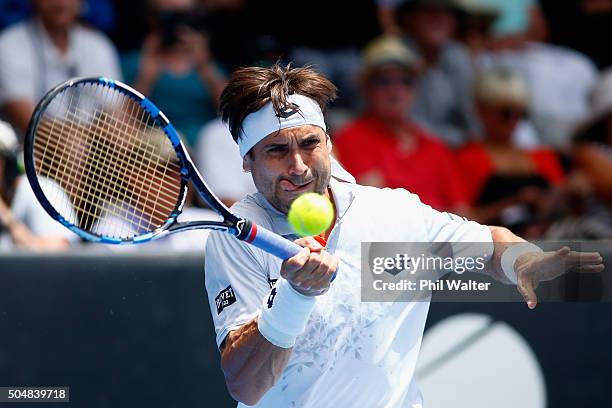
[525,4,549,42]
[219,237,337,405]
[182,29,226,107]
[2,99,34,134]
[0,196,69,250]
[132,34,164,96]
[574,143,612,203]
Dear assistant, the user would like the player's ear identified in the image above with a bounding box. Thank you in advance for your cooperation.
[242,155,251,173]
[325,132,333,153]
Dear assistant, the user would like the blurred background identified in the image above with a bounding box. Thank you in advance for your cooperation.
[0,0,610,407]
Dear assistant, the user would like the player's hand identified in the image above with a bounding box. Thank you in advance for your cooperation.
[281,237,338,297]
[515,247,604,309]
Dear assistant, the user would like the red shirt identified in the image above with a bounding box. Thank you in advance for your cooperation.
[334,114,468,211]
[455,142,566,205]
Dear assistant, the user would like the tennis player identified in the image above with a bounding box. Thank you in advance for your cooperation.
[204,64,603,407]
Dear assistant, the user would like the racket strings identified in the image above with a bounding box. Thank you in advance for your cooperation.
[33,148,170,230]
[34,116,181,207]
[35,119,166,235]
[33,83,183,239]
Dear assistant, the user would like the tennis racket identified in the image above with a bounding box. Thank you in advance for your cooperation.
[24,76,302,260]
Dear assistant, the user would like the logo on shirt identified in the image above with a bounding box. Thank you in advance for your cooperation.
[215,285,236,314]
[268,278,278,288]
[267,287,277,309]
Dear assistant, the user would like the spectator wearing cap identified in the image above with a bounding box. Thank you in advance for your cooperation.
[395,0,480,146]
[456,67,565,236]
[0,121,77,250]
[334,36,471,214]
[0,0,121,133]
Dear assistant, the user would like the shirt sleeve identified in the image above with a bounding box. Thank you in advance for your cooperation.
[417,193,494,265]
[204,229,274,348]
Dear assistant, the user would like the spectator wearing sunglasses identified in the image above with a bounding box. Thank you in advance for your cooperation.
[456,67,565,236]
[334,36,471,214]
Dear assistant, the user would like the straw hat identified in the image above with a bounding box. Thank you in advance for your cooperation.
[474,67,530,108]
[361,35,422,77]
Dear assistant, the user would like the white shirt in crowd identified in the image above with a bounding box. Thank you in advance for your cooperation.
[195,119,256,204]
[0,18,122,106]
[0,175,77,249]
[205,176,494,408]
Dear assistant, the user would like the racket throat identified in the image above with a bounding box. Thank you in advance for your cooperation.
[235,218,255,242]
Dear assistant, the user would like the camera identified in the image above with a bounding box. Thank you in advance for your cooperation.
[157,10,208,48]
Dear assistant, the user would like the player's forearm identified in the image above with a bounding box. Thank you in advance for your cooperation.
[220,318,291,405]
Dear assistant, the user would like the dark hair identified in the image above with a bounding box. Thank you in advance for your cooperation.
[219,63,337,143]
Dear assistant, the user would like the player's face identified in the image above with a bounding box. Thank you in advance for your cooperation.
[245,125,332,214]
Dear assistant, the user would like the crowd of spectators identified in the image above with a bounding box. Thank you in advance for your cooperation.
[0,0,610,249]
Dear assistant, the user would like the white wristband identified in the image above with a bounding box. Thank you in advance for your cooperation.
[257,278,316,348]
[501,242,543,284]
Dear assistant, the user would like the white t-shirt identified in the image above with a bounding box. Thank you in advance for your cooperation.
[195,119,256,204]
[204,177,494,408]
[0,18,122,106]
[0,175,77,249]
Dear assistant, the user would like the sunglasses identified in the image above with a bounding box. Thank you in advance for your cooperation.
[368,75,415,88]
[495,107,526,121]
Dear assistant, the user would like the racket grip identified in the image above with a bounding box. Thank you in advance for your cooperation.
[241,222,302,260]
[239,221,337,281]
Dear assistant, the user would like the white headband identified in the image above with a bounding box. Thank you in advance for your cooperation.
[238,94,327,157]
